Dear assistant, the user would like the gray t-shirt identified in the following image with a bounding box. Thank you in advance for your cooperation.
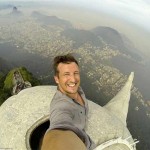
[48,87,95,150]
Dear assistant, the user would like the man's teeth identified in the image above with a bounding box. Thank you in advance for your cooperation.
[68,84,76,87]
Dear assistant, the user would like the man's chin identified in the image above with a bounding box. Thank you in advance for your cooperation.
[66,88,78,94]
[67,90,78,94]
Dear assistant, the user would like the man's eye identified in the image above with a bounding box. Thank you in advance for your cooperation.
[75,72,79,75]
[64,73,70,76]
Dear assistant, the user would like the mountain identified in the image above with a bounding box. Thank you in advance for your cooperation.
[0,67,40,106]
[4,67,40,91]
[61,28,103,48]
[9,6,23,16]
[92,26,124,49]
[31,11,73,29]
[60,25,141,61]
[91,26,141,61]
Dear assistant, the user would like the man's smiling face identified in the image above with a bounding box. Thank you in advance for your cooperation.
[54,62,80,98]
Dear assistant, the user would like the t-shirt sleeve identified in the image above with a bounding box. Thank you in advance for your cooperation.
[49,101,74,128]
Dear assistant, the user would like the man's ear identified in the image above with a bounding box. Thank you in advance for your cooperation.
[54,75,59,84]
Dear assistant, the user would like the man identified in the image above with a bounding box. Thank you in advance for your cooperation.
[41,54,95,150]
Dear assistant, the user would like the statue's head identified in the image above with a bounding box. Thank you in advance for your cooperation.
[0,72,138,150]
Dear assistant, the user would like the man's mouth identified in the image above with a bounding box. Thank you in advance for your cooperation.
[67,83,76,87]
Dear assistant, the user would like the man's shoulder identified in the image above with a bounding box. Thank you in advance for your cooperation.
[51,90,73,107]
[52,90,69,101]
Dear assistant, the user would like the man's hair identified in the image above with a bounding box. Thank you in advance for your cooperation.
[53,54,79,76]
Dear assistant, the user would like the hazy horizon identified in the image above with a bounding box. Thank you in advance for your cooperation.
[1,0,150,31]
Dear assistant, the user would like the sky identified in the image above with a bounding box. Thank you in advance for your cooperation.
[1,0,150,32]
[62,0,150,32]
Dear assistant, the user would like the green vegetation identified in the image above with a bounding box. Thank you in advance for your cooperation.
[19,67,40,86]
[0,67,41,106]
[3,70,13,91]
[0,73,10,106]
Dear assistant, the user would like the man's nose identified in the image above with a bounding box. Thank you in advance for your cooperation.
[70,74,76,82]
